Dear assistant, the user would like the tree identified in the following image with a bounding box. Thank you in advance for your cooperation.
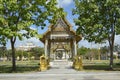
[100,46,109,60]
[0,46,7,61]
[114,44,120,52]
[77,46,88,55]
[30,47,44,59]
[0,0,64,71]
[73,0,120,69]
[83,48,99,60]
[15,50,28,60]
[91,48,100,60]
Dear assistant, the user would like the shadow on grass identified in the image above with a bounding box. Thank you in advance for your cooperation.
[0,65,39,73]
[83,64,120,71]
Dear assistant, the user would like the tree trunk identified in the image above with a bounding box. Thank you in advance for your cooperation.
[108,12,117,69]
[108,29,115,69]
[10,37,16,71]
[109,44,114,69]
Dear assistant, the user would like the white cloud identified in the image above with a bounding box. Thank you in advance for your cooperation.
[57,0,73,7]
[62,0,73,5]
[75,26,79,29]
[5,37,44,49]
[19,30,27,34]
[71,22,78,31]
[23,37,44,47]
[79,38,109,49]
[115,35,120,45]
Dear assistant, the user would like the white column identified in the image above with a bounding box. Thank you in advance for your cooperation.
[70,41,73,58]
[74,39,77,56]
[45,39,48,57]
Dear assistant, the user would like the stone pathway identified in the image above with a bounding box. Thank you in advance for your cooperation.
[0,60,120,80]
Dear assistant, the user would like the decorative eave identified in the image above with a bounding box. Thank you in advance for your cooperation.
[76,34,82,43]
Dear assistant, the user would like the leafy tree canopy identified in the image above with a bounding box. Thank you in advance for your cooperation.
[77,46,88,55]
[73,0,120,43]
[0,0,65,71]
[73,0,120,68]
[0,0,64,44]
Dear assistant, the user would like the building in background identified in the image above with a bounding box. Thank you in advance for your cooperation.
[16,42,37,51]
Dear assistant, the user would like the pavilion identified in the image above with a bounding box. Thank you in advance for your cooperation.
[40,18,82,60]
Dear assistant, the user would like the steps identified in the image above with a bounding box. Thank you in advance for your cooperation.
[50,60,73,69]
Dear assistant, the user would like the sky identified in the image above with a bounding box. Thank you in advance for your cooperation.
[5,0,120,49]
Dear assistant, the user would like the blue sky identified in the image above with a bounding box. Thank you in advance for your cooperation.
[5,0,120,49]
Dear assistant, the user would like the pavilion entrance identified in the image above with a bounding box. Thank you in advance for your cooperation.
[40,18,82,61]
[54,48,69,60]
[55,49,65,60]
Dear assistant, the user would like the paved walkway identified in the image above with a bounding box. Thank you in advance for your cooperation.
[0,60,120,80]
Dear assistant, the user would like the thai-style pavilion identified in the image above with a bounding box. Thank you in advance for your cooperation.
[40,18,82,60]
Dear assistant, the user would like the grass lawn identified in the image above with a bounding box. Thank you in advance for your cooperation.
[83,60,120,71]
[0,60,120,73]
[0,60,40,73]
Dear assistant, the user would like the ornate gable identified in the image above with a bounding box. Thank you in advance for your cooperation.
[52,18,69,31]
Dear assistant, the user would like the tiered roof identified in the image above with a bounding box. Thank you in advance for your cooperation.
[40,17,82,43]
